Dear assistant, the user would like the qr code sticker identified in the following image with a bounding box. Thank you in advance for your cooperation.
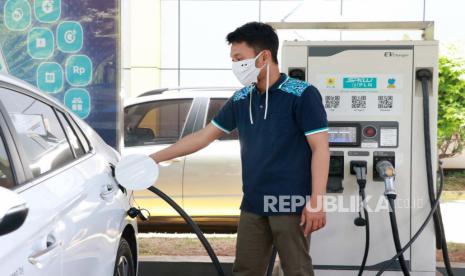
[325,96,340,109]
[351,96,366,109]
[378,96,393,109]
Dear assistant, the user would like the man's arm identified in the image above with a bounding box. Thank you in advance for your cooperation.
[150,123,225,163]
[300,131,330,237]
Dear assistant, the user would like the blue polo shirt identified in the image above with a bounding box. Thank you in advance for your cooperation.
[212,73,328,215]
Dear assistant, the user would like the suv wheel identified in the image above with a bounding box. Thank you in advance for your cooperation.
[113,238,136,276]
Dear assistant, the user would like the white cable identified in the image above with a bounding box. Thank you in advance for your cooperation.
[249,87,254,124]
[264,63,270,120]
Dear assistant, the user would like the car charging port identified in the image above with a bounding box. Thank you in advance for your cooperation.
[127,207,149,221]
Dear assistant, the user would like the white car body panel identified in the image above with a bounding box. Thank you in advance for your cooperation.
[0,74,138,276]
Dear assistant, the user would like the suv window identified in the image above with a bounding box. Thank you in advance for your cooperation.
[0,89,74,178]
[124,99,193,147]
[68,116,90,153]
[56,111,85,158]
[0,131,15,189]
[206,98,238,140]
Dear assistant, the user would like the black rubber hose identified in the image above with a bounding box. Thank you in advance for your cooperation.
[418,71,443,250]
[147,186,225,276]
[266,246,278,276]
[418,69,454,276]
[358,188,370,276]
[387,197,410,276]
[437,204,453,275]
[375,161,445,275]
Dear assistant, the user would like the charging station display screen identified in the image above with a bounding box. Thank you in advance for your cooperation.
[329,126,359,146]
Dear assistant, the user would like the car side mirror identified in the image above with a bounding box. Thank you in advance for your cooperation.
[0,187,28,236]
[115,154,159,191]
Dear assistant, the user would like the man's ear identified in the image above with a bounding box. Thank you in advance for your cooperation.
[265,50,274,65]
[262,50,269,63]
[259,50,271,67]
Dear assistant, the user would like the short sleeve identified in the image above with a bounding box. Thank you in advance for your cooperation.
[295,85,328,136]
[212,97,236,134]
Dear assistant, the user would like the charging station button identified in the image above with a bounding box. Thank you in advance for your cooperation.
[363,126,377,138]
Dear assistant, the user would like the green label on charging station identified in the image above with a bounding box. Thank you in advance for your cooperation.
[343,77,377,89]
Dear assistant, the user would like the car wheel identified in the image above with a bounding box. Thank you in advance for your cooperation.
[113,238,136,276]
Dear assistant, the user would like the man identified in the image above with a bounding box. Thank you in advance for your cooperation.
[150,22,329,276]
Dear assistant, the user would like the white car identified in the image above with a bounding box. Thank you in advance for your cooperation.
[123,87,243,231]
[0,74,138,276]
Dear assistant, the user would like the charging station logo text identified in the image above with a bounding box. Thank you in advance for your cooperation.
[343,77,377,89]
[384,51,409,58]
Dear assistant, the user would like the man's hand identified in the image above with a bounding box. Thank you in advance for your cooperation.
[150,123,225,163]
[300,198,326,237]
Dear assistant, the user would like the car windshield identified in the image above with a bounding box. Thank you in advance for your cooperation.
[124,99,193,147]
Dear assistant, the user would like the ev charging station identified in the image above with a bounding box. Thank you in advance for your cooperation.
[115,22,451,276]
[275,21,441,275]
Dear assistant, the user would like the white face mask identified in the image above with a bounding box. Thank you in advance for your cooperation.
[232,51,266,86]
[232,51,271,124]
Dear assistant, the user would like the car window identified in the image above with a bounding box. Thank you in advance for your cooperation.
[206,98,238,140]
[68,116,90,153]
[124,99,193,147]
[0,89,74,178]
[0,131,15,189]
[56,111,85,158]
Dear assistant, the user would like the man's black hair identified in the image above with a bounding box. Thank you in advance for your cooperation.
[226,22,279,64]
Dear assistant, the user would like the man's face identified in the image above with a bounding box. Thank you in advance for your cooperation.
[230,42,268,80]
[230,42,257,62]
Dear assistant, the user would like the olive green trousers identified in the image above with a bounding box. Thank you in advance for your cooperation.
[232,211,314,276]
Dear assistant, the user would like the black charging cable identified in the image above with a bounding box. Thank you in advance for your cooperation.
[386,193,410,275]
[353,165,370,276]
[374,160,410,275]
[376,70,453,275]
[417,68,453,276]
[134,186,226,276]
[266,246,278,276]
[376,161,446,275]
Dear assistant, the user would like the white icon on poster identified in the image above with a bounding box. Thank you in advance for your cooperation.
[42,0,55,14]
[71,97,83,111]
[36,38,46,48]
[45,72,55,83]
[73,65,86,75]
[64,30,77,44]
[12,8,24,22]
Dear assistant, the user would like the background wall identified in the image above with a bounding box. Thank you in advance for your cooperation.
[121,0,465,98]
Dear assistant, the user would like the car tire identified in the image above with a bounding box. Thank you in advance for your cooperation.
[113,238,136,276]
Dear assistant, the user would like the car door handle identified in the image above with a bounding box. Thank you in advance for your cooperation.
[100,183,115,200]
[28,235,62,268]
